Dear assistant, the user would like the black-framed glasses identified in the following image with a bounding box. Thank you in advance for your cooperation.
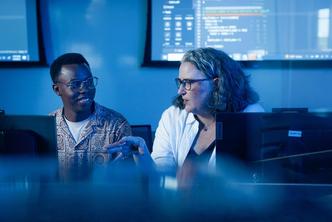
[56,76,98,92]
[175,78,211,90]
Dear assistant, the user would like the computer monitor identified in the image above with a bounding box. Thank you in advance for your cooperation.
[0,115,57,155]
[145,0,332,68]
[0,0,47,67]
[215,112,332,183]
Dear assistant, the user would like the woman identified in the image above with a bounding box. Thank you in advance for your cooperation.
[109,47,263,174]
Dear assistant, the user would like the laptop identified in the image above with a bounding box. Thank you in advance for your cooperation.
[0,115,57,155]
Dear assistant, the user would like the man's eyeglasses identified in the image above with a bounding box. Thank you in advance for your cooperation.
[56,76,98,92]
[175,78,211,91]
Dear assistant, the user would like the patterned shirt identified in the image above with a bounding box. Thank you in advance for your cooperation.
[50,102,131,178]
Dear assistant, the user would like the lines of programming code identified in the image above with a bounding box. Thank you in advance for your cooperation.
[152,0,270,61]
[151,0,332,62]
[199,0,269,60]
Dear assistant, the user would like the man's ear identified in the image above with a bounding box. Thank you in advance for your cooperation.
[52,84,61,96]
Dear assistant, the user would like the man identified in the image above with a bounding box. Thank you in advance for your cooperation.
[50,53,131,172]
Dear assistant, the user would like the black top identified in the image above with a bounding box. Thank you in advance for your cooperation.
[178,138,216,188]
[185,140,215,164]
[183,126,216,169]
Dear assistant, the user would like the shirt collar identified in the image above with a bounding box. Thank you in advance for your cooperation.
[185,111,197,125]
[60,101,98,122]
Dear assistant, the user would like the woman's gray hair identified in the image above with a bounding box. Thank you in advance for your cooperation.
[173,47,259,112]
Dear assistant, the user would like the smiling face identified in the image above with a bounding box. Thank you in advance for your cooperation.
[52,64,96,121]
[177,62,214,116]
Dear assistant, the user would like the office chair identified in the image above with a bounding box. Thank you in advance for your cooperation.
[131,125,153,153]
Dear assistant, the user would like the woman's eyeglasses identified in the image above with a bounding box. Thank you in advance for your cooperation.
[175,78,211,90]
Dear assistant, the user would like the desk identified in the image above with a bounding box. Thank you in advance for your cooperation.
[1,157,332,221]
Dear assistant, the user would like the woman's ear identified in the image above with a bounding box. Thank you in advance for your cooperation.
[52,84,61,96]
[212,77,219,89]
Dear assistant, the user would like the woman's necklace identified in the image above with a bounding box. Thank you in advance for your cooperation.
[202,121,215,131]
[195,114,216,132]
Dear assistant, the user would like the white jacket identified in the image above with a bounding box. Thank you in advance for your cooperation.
[151,104,264,172]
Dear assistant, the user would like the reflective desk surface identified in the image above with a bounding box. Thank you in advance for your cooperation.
[1,156,332,222]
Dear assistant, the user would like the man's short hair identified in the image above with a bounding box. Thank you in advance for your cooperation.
[50,53,90,83]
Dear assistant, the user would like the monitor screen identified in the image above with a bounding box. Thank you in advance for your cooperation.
[0,0,46,66]
[144,0,332,66]
[215,112,332,183]
[0,115,57,155]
